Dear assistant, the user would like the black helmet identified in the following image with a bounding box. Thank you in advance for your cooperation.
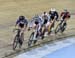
[19,16,25,20]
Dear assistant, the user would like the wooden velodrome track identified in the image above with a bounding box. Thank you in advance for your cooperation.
[0,0,75,58]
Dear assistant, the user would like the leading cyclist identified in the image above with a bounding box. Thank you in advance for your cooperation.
[15,15,28,42]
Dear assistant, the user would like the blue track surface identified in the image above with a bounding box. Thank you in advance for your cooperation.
[43,44,75,58]
[15,37,75,58]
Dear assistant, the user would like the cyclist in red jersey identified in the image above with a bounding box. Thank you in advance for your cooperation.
[60,9,70,21]
[60,9,71,25]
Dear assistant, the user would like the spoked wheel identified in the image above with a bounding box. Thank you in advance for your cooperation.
[28,32,35,47]
[13,35,19,50]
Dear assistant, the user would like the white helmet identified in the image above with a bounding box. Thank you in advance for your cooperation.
[50,8,56,11]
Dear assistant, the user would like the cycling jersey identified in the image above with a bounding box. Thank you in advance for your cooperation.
[29,16,42,27]
[49,11,59,21]
[19,22,25,28]
[28,16,42,32]
[60,12,70,20]
[41,13,50,25]
[16,19,28,28]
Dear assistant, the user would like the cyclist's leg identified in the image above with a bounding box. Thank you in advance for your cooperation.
[49,16,54,30]
[37,24,42,36]
[18,27,21,36]
[21,28,25,41]
[50,20,54,31]
[48,20,53,34]
[15,26,22,48]
[62,19,67,31]
[41,21,46,36]
[32,24,38,40]
[60,19,64,25]
[48,21,52,34]
[33,29,38,44]
[43,24,47,36]
[45,21,51,34]
[18,27,24,46]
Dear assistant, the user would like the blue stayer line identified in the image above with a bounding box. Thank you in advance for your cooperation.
[14,37,75,58]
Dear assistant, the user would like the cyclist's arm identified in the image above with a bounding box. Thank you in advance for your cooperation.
[55,11,59,21]
[15,19,20,27]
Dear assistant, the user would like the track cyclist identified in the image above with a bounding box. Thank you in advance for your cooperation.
[48,8,59,34]
[15,15,28,45]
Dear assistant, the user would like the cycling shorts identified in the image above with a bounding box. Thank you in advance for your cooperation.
[19,23,24,28]
[43,19,48,24]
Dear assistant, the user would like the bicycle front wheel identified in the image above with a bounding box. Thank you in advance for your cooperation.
[28,32,34,47]
[13,35,19,50]
[61,22,67,33]
[55,24,60,34]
